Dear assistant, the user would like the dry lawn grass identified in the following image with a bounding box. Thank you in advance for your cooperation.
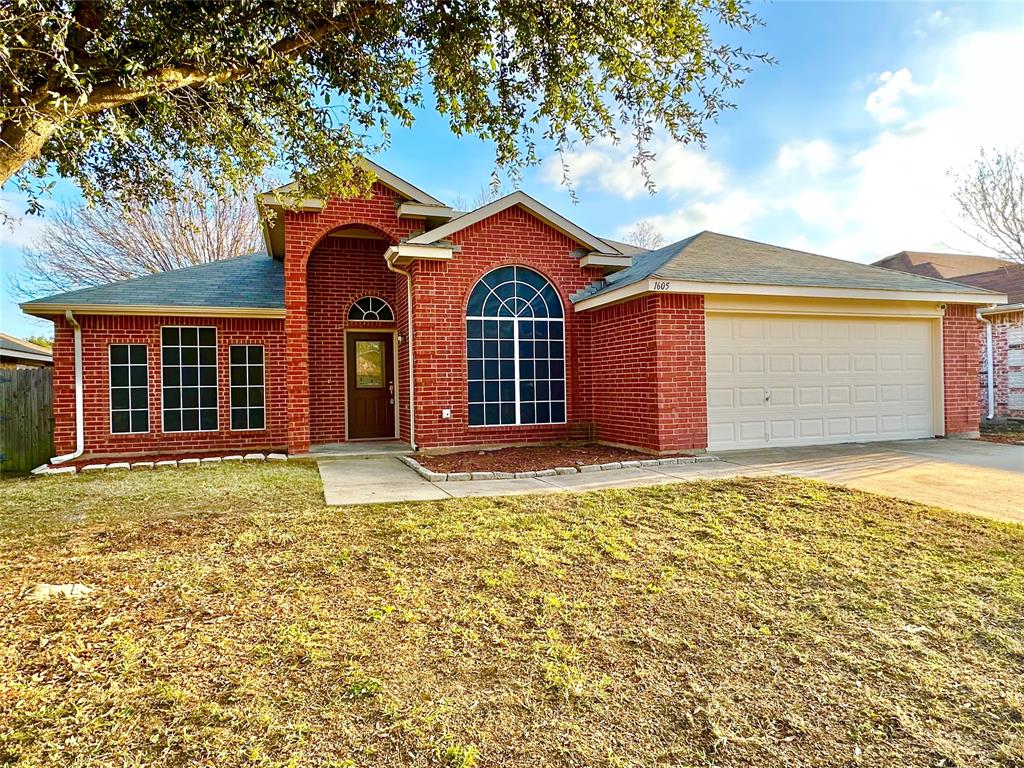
[1,462,1022,767]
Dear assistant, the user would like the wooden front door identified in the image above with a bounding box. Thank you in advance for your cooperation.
[346,332,395,439]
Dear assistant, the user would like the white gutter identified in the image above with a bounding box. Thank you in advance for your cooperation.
[51,310,85,464]
[385,254,417,451]
[977,308,995,421]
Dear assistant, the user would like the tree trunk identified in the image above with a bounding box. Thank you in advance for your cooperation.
[0,116,62,186]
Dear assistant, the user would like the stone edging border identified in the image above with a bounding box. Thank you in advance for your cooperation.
[31,453,289,476]
[398,454,719,483]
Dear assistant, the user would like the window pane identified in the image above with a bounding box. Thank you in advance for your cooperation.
[180,327,198,346]
[198,328,216,346]
[232,408,248,430]
[130,345,147,364]
[199,409,217,431]
[111,412,130,433]
[132,411,149,433]
[355,341,384,388]
[248,409,264,430]
[110,366,129,387]
[110,345,129,365]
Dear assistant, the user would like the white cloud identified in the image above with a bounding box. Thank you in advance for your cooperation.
[865,67,921,124]
[777,140,837,175]
[543,138,725,200]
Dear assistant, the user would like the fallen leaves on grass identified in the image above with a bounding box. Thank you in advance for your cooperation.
[1,463,1023,767]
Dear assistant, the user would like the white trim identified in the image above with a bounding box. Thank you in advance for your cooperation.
[579,253,633,272]
[22,303,284,319]
[384,243,454,266]
[228,344,268,432]
[574,277,1006,311]
[108,343,151,435]
[0,348,52,363]
[343,329,400,442]
[406,191,616,254]
[159,326,220,434]
[397,202,456,220]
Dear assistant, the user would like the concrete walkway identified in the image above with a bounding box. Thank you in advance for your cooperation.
[316,439,1024,523]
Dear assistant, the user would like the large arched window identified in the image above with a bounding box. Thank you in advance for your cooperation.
[466,266,566,426]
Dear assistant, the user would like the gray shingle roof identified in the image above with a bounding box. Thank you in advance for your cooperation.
[22,252,283,310]
[573,231,1003,303]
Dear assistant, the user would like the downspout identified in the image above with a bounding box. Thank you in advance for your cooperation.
[51,310,85,464]
[385,254,417,451]
[977,308,995,421]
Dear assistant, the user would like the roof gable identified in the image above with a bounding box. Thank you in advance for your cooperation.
[259,157,444,209]
[875,251,1024,303]
[406,191,620,255]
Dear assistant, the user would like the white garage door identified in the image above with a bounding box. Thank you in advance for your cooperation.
[706,314,935,450]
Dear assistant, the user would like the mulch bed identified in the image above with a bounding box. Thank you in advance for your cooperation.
[417,443,693,474]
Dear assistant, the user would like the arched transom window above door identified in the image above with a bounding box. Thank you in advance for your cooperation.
[348,296,395,322]
[466,265,566,427]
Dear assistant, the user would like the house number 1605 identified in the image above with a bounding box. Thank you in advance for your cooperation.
[653,281,670,291]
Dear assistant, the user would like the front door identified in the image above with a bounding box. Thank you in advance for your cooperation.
[346,332,395,439]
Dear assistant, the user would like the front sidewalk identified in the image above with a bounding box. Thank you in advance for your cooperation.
[316,439,1024,523]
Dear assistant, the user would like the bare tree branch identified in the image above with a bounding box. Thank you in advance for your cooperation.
[950,145,1024,263]
[13,179,263,298]
[624,220,665,250]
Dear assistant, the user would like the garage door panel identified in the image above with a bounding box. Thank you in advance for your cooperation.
[707,314,935,450]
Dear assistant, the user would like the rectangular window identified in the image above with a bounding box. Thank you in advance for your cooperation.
[161,326,218,432]
[109,344,149,433]
[467,317,566,427]
[230,345,265,430]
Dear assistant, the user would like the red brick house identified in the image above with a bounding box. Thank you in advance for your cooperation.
[874,251,1024,420]
[22,161,1006,463]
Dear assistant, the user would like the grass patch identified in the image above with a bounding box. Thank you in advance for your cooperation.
[1,462,1023,766]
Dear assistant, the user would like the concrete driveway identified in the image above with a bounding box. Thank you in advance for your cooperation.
[714,439,1024,524]
[318,439,1023,523]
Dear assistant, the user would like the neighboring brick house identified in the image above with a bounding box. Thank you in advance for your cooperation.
[874,251,1024,420]
[22,161,1006,463]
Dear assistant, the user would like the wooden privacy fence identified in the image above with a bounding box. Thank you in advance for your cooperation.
[0,367,54,474]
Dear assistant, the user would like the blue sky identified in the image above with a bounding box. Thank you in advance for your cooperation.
[2,1,1023,339]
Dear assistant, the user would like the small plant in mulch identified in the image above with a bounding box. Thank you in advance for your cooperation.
[417,442,693,474]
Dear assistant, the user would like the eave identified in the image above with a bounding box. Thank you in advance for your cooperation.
[572,278,1008,312]
[21,303,285,319]
[384,243,455,267]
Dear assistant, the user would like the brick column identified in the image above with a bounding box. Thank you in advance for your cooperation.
[943,303,982,437]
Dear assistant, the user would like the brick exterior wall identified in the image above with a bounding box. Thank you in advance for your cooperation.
[282,182,419,452]
[50,314,287,459]
[39,186,992,459]
[590,294,707,453]
[306,235,399,443]
[943,304,982,435]
[408,206,604,449]
[979,310,1024,419]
